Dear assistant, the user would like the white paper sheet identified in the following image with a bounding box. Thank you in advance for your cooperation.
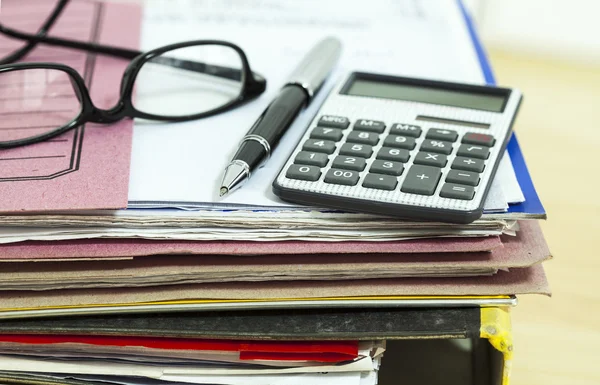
[126,0,517,212]
[0,354,373,377]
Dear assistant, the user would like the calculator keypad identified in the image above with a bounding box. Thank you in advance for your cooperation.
[420,139,453,155]
[347,131,380,145]
[414,152,447,168]
[332,155,366,171]
[377,147,411,163]
[318,115,350,129]
[303,139,336,154]
[456,144,490,159]
[401,165,442,196]
[370,160,404,176]
[384,135,416,150]
[363,174,398,190]
[340,143,373,158]
[354,119,386,133]
[286,164,321,181]
[426,128,458,142]
[390,123,421,137]
[325,169,360,186]
[285,116,498,201]
[452,156,485,173]
[295,151,329,167]
[310,127,344,141]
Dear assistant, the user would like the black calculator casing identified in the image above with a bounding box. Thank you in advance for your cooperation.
[273,72,522,224]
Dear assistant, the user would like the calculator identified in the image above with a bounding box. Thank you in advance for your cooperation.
[272,72,522,223]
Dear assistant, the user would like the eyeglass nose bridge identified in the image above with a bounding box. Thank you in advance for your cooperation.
[84,103,130,125]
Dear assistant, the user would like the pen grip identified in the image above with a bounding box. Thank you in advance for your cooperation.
[234,85,308,168]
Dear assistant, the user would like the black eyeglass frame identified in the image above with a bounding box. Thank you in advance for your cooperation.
[0,0,267,149]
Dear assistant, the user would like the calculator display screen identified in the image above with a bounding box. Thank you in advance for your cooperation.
[343,78,507,112]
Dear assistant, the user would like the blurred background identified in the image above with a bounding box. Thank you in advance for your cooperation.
[467,1,600,384]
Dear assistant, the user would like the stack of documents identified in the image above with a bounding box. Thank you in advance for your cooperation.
[0,0,551,384]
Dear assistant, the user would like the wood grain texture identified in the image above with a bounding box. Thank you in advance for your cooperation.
[489,49,600,385]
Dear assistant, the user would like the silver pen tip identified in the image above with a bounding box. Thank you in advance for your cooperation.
[219,187,229,197]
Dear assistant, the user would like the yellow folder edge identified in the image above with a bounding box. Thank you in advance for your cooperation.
[480,307,513,385]
[1,295,510,312]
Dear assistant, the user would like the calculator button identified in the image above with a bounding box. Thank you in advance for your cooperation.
[347,131,380,146]
[440,183,475,200]
[452,156,486,173]
[420,139,453,155]
[426,128,458,142]
[456,144,490,159]
[370,160,404,176]
[318,115,350,129]
[353,119,386,133]
[390,123,421,138]
[302,139,336,154]
[339,143,373,158]
[383,135,416,150]
[462,132,495,147]
[310,127,344,142]
[446,170,480,186]
[413,152,448,168]
[286,164,321,181]
[332,156,366,171]
[324,168,360,186]
[401,165,442,196]
[376,147,410,163]
[294,151,329,167]
[363,174,398,191]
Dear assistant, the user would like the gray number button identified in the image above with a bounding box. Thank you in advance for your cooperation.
[286,164,321,181]
[414,152,448,168]
[318,115,350,129]
[401,165,442,196]
[332,156,366,171]
[456,144,490,159]
[390,123,421,137]
[452,156,485,173]
[370,160,404,176]
[426,128,458,142]
[347,131,379,145]
[383,135,416,150]
[420,139,453,155]
[339,143,373,158]
[324,168,360,186]
[310,127,344,142]
[354,119,386,133]
[446,170,480,186]
[302,139,336,154]
[294,151,329,167]
[376,147,410,163]
[440,183,475,200]
[363,174,398,191]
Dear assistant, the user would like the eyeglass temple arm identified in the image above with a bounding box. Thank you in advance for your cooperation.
[0,0,69,65]
[0,25,266,87]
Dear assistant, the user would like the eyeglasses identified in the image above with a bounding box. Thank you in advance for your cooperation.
[0,0,267,149]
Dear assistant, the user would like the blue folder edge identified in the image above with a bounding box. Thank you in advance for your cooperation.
[458,0,546,217]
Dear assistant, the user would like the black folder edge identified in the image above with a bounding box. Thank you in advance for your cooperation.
[0,306,511,385]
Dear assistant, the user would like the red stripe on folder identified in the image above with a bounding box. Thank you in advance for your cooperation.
[240,351,357,362]
[0,335,359,362]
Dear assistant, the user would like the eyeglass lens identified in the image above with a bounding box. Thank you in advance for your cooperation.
[0,68,82,143]
[133,44,245,117]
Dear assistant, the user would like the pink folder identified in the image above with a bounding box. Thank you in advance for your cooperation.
[0,0,139,212]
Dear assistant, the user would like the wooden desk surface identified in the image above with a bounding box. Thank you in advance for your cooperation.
[488,50,600,385]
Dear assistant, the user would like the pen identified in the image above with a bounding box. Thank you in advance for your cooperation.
[219,37,343,197]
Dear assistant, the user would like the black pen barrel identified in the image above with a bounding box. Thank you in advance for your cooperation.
[233,85,308,169]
